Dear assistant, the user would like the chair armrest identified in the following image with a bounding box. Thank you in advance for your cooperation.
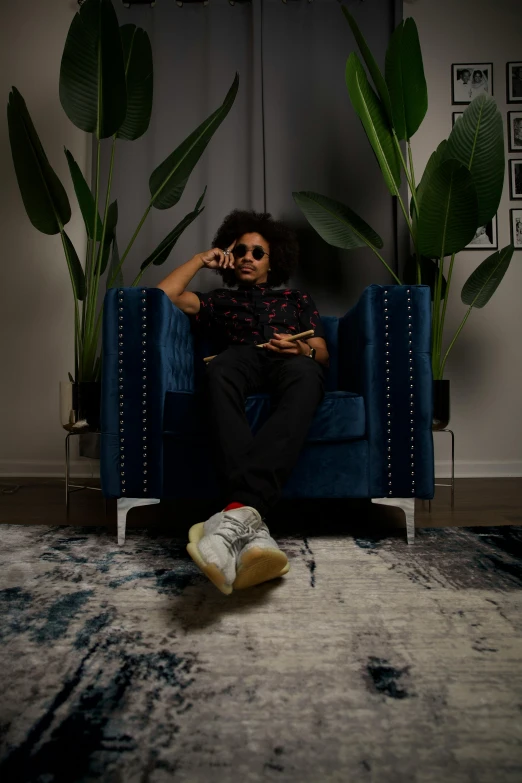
[100,286,194,499]
[338,284,434,500]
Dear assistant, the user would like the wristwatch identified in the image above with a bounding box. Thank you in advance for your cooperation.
[308,346,316,361]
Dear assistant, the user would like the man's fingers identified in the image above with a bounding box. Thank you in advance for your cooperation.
[270,339,293,349]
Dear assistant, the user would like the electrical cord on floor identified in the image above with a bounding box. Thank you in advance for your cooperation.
[1,483,21,494]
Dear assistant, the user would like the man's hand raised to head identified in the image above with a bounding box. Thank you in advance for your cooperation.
[263,333,310,356]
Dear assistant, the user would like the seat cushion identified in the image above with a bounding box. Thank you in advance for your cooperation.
[164,389,365,442]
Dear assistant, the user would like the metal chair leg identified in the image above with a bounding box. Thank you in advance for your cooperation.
[371,497,415,544]
[64,430,104,519]
[117,497,161,546]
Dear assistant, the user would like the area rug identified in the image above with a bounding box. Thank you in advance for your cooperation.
[1,522,522,783]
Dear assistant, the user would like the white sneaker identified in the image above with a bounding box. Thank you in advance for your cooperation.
[233,520,290,590]
[186,506,263,595]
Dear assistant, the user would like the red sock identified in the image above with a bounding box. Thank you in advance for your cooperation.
[224,502,245,512]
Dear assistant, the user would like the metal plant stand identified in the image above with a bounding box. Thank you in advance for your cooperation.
[64,429,108,518]
[425,428,455,511]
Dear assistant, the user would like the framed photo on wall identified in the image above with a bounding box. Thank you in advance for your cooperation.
[510,209,522,249]
[508,112,522,153]
[509,160,522,200]
[465,215,498,250]
[452,63,492,104]
[506,62,522,104]
[452,112,464,126]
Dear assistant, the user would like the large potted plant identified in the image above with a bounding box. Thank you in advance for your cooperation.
[294,7,512,430]
[7,0,239,456]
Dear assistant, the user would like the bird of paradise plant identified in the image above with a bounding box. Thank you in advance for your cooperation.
[294,6,512,381]
[7,0,239,384]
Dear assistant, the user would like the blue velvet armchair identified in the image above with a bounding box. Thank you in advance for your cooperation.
[100,283,435,546]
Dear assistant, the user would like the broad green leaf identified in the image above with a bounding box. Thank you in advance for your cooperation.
[385,18,427,141]
[417,159,478,258]
[150,73,239,210]
[345,53,401,196]
[403,254,447,301]
[64,147,103,240]
[7,87,71,234]
[412,140,448,218]
[140,187,207,271]
[63,231,86,300]
[118,25,153,141]
[340,6,393,124]
[99,200,119,276]
[444,93,504,225]
[106,236,123,291]
[293,191,383,250]
[59,0,126,138]
[461,244,514,308]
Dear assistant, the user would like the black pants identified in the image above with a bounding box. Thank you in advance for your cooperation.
[203,345,326,519]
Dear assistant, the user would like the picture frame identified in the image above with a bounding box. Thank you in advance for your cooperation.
[510,209,522,249]
[452,112,464,127]
[465,215,498,250]
[452,63,493,104]
[506,62,522,104]
[507,111,522,153]
[509,159,522,200]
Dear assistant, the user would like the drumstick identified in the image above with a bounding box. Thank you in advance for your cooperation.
[203,330,315,363]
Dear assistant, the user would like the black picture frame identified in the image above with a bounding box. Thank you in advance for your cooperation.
[509,159,522,200]
[452,112,464,127]
[465,215,498,250]
[508,111,522,154]
[452,63,493,105]
[510,209,522,249]
[506,62,522,104]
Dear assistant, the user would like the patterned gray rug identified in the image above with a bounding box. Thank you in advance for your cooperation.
[1,521,522,783]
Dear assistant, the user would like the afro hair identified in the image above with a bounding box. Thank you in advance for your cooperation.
[210,208,299,288]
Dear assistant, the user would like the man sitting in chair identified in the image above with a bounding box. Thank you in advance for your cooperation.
[156,209,329,596]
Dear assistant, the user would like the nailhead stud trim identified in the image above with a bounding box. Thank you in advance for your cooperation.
[118,289,149,495]
[384,287,415,497]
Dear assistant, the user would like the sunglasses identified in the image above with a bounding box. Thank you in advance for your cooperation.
[232,243,269,261]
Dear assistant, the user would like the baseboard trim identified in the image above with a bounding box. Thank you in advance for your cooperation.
[434,460,522,478]
[0,459,101,479]
[0,459,521,479]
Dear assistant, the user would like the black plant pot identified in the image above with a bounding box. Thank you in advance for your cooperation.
[73,381,101,431]
[433,379,450,431]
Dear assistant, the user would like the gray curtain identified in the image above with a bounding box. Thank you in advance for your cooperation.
[99,0,403,317]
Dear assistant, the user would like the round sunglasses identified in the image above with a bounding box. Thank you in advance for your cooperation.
[231,243,270,261]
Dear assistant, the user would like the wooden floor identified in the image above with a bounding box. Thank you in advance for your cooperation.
[0,478,520,538]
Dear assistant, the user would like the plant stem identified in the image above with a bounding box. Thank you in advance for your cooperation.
[92,198,155,346]
[439,303,473,378]
[407,140,422,285]
[83,137,102,380]
[436,251,456,377]
[391,132,422,283]
[371,244,403,284]
[130,269,145,287]
[81,237,92,364]
[107,202,153,290]
[86,135,117,377]
[59,228,81,383]
[439,247,501,378]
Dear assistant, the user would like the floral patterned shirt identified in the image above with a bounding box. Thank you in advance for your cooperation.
[189,282,325,351]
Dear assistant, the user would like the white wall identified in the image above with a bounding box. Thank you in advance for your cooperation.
[0,1,91,478]
[0,0,520,481]
[406,0,522,477]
